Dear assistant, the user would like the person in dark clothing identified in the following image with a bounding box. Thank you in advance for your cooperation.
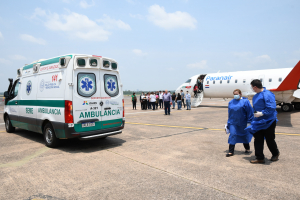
[193,84,198,97]
[131,93,137,110]
[171,92,176,109]
[175,93,182,110]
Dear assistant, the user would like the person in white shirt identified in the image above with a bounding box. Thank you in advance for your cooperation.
[150,92,157,110]
[159,91,164,109]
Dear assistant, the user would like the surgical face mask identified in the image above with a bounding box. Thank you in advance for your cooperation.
[234,95,240,100]
[250,86,255,92]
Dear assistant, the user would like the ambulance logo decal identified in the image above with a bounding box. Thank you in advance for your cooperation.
[104,75,118,96]
[26,80,32,95]
[79,75,95,95]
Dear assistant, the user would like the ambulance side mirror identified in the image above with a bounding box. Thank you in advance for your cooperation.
[59,56,71,68]
[4,91,9,98]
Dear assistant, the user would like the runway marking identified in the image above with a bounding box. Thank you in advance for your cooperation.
[106,149,246,200]
[125,122,300,136]
[0,147,49,168]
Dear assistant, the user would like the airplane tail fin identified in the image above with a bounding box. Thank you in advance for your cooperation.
[270,61,300,92]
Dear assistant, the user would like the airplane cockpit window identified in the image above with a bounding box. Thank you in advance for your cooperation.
[279,78,282,82]
[213,81,215,84]
[185,79,191,83]
[220,80,222,84]
[269,78,272,82]
[227,80,230,83]
[235,79,238,83]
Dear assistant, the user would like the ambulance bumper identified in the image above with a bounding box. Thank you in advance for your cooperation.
[79,130,122,140]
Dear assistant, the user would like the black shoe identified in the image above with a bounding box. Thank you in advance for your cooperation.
[226,153,234,157]
[245,150,250,154]
[270,152,280,161]
[164,114,167,115]
[168,113,170,115]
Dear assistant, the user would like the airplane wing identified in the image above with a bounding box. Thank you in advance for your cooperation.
[269,61,300,92]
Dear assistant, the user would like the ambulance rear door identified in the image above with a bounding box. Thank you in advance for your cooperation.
[72,56,102,132]
[99,59,123,129]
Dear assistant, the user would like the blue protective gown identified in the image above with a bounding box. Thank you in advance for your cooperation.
[227,97,254,145]
[245,88,278,135]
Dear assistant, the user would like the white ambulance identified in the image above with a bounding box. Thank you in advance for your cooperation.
[3,54,125,147]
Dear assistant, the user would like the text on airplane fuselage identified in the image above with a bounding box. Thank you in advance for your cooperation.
[205,75,233,81]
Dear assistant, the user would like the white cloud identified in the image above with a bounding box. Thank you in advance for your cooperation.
[129,13,143,20]
[126,0,136,5]
[32,8,130,41]
[79,0,95,8]
[187,60,207,69]
[0,31,3,39]
[20,34,46,45]
[147,4,197,30]
[97,14,131,30]
[31,7,46,18]
[133,49,147,56]
[255,55,272,63]
[0,58,11,64]
[10,55,27,60]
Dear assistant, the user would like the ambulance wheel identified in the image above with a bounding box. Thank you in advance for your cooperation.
[281,104,292,112]
[294,103,300,110]
[5,115,15,133]
[43,123,59,148]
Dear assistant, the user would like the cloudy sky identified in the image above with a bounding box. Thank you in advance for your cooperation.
[0,0,300,91]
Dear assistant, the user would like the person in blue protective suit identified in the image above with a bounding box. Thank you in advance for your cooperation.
[226,89,254,157]
[245,79,280,164]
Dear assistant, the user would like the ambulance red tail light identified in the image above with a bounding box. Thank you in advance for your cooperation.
[65,100,74,123]
[122,99,125,117]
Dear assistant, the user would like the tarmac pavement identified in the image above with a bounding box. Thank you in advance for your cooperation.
[0,96,300,199]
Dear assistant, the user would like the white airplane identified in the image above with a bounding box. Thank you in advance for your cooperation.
[175,61,300,112]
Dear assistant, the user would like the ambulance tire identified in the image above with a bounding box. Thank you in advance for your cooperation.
[5,115,15,133]
[43,123,59,148]
[294,103,300,110]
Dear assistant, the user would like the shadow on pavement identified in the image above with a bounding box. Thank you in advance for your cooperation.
[12,128,126,153]
[199,105,228,109]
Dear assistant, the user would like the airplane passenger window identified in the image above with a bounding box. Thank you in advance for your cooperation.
[207,81,209,84]
[220,80,222,84]
[260,78,263,82]
[269,78,272,82]
[227,80,230,83]
[279,78,282,82]
[185,79,191,83]
[213,81,215,84]
[235,79,238,83]
[243,79,246,83]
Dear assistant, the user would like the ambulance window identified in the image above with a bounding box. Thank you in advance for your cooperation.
[13,81,19,98]
[77,73,96,97]
[207,81,209,84]
[77,59,86,67]
[235,79,238,83]
[90,59,97,66]
[104,74,119,97]
[112,63,117,70]
[278,78,282,82]
[103,60,110,68]
[213,81,215,84]
[269,78,272,82]
[227,80,230,83]
[60,58,66,66]
[185,79,191,83]
[220,80,222,84]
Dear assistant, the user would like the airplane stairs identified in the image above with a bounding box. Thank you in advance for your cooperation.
[191,92,203,107]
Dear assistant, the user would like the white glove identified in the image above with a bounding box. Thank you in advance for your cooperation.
[254,112,263,118]
[224,124,230,134]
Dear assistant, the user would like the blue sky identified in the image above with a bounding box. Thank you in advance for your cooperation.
[0,0,300,92]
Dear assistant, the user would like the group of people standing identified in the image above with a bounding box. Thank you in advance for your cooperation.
[131,90,192,115]
[226,79,280,164]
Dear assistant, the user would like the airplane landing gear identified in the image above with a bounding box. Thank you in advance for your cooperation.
[281,104,293,112]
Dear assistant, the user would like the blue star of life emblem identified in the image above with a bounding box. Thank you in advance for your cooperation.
[79,75,95,95]
[81,78,94,91]
[107,79,116,91]
[26,80,32,95]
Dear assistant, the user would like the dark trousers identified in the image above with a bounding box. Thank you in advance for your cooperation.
[182,99,185,107]
[151,102,156,110]
[164,101,170,115]
[132,101,136,109]
[229,143,250,154]
[253,120,279,160]
[147,101,151,109]
[159,99,163,108]
[142,101,147,110]
[156,102,158,109]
